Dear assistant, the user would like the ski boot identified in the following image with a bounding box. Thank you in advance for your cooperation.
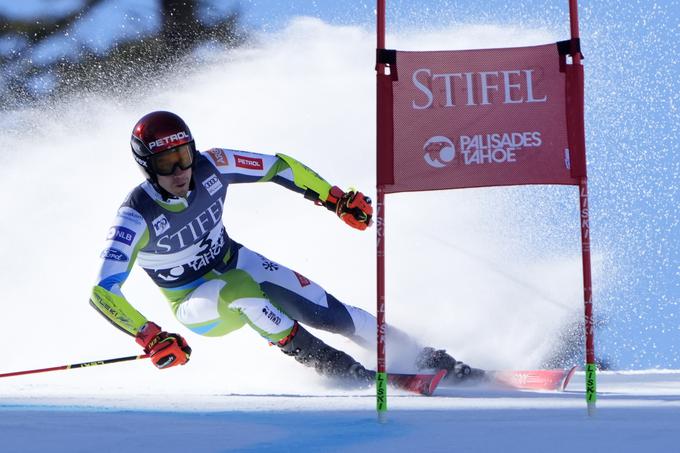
[415,347,485,384]
[278,322,374,387]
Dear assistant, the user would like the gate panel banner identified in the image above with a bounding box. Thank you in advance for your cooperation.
[382,43,583,193]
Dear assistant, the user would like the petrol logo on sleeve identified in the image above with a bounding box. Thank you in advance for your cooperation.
[107,226,136,245]
[234,155,264,170]
[207,148,229,168]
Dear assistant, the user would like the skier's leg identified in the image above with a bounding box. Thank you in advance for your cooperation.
[172,278,247,337]
[230,246,361,336]
[233,245,420,354]
[278,321,373,386]
[172,267,370,384]
[248,240,477,379]
[172,270,294,342]
[176,244,469,377]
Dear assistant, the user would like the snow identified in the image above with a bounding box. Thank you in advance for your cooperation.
[2,372,680,452]
[0,15,678,453]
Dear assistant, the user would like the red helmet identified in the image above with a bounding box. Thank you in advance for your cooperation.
[130,111,197,180]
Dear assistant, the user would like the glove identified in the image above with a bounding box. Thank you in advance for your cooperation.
[325,186,373,231]
[135,322,191,370]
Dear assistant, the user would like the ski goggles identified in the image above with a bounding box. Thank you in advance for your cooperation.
[149,143,194,176]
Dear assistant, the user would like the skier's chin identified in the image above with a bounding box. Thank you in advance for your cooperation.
[172,186,189,198]
[171,180,190,197]
[158,169,192,198]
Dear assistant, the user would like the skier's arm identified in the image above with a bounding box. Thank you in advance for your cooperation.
[89,206,192,369]
[203,148,326,195]
[92,282,192,369]
[273,153,373,230]
[269,152,332,200]
[204,149,373,230]
[89,206,150,337]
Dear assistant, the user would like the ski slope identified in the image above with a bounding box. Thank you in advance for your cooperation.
[1,18,593,395]
[1,16,677,453]
[2,371,679,452]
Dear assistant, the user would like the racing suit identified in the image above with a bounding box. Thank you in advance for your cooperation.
[90,148,376,349]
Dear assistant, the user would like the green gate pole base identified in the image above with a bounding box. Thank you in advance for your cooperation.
[377,371,387,423]
[585,363,597,416]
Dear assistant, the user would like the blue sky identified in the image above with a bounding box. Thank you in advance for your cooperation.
[1,0,678,368]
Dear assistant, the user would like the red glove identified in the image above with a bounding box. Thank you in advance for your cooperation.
[135,322,191,369]
[325,186,373,231]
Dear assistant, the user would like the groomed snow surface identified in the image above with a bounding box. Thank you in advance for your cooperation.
[2,370,679,452]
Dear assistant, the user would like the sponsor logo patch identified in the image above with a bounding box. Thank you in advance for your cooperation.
[207,148,229,168]
[157,266,186,282]
[202,174,223,196]
[133,154,148,168]
[107,226,136,246]
[155,200,224,253]
[118,208,144,225]
[148,131,191,150]
[100,248,129,262]
[423,131,543,168]
[423,136,456,168]
[262,260,279,271]
[152,214,170,235]
[262,306,282,326]
[259,256,279,272]
[234,155,264,170]
[293,271,311,287]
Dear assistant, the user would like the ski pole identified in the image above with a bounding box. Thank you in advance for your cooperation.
[0,354,150,379]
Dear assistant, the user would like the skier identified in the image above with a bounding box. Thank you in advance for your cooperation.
[90,110,471,387]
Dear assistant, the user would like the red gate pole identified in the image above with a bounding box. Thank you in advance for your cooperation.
[569,0,597,416]
[375,0,388,423]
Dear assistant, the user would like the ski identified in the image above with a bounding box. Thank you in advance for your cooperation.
[488,366,578,391]
[440,366,577,391]
[387,369,448,396]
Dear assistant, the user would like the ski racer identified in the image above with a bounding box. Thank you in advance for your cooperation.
[89,110,472,386]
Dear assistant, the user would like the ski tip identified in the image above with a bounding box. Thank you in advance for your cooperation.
[561,365,578,391]
[424,369,448,396]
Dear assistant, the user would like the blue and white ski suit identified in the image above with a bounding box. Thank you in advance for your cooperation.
[90,148,375,346]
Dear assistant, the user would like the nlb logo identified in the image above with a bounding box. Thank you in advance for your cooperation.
[423,136,456,168]
[107,226,136,246]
